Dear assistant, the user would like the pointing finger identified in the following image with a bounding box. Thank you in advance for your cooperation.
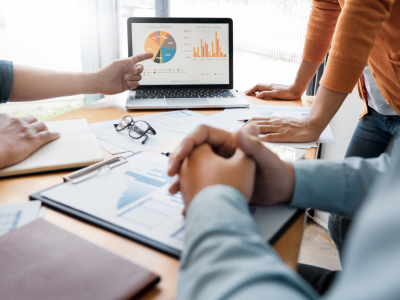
[129,52,154,65]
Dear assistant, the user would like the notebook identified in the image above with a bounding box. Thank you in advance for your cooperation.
[0,119,104,177]
[0,219,160,300]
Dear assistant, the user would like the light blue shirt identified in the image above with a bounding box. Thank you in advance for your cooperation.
[178,134,400,299]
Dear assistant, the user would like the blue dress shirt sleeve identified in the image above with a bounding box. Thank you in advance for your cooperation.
[290,153,391,218]
[178,185,318,300]
[0,60,14,104]
[178,133,400,299]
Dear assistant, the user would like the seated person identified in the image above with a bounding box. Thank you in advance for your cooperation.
[167,124,399,299]
[0,53,152,170]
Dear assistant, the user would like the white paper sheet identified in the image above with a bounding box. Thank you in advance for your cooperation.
[91,119,187,154]
[224,106,334,148]
[97,139,131,155]
[43,152,186,250]
[206,109,242,131]
[139,110,208,135]
[42,152,298,252]
[0,201,42,236]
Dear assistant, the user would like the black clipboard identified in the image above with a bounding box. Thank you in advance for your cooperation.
[30,153,304,258]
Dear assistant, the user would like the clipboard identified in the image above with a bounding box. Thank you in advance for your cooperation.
[30,152,304,258]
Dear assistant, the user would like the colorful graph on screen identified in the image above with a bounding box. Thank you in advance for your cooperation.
[144,31,177,64]
[193,31,227,58]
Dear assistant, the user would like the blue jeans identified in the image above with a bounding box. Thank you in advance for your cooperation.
[328,108,400,261]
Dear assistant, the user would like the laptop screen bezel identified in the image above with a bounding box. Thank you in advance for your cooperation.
[127,17,233,90]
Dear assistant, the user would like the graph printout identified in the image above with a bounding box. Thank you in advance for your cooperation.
[42,152,298,253]
[0,201,42,237]
[131,23,230,85]
[42,152,186,250]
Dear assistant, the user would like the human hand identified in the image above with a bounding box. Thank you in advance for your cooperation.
[245,83,301,100]
[243,116,321,143]
[175,143,256,211]
[168,125,237,179]
[168,123,295,208]
[95,53,153,95]
[0,114,60,170]
[235,124,295,205]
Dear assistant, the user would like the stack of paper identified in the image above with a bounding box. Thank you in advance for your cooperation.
[207,106,334,149]
[91,107,334,155]
[90,110,207,155]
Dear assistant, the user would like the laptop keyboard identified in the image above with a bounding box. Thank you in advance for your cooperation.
[134,89,235,99]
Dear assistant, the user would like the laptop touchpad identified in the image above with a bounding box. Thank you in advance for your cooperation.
[167,99,209,106]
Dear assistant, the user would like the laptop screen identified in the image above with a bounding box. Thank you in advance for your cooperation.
[130,22,230,87]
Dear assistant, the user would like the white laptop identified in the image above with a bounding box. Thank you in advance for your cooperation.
[126,17,249,110]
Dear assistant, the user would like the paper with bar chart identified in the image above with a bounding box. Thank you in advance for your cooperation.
[131,23,229,85]
[90,110,207,154]
[41,151,299,253]
[42,152,186,250]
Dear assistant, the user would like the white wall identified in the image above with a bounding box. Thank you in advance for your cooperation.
[320,88,364,160]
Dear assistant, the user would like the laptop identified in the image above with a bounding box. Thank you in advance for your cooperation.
[126,17,249,110]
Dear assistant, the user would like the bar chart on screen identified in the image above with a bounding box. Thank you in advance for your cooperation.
[193,31,227,58]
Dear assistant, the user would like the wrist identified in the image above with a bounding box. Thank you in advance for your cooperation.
[290,83,306,99]
[79,72,101,94]
[282,162,295,203]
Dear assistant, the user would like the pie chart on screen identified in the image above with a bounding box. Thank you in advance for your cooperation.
[144,31,177,64]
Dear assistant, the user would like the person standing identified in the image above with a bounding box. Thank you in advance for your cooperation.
[244,0,400,258]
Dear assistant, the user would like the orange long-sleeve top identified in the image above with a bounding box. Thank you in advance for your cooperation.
[303,0,400,117]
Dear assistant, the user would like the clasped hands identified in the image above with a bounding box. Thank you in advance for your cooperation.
[167,124,296,214]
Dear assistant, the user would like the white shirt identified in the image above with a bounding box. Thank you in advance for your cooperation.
[363,64,397,116]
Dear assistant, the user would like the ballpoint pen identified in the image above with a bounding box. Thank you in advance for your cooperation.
[161,152,170,157]
[237,119,249,123]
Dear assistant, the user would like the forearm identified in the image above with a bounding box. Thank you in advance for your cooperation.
[292,60,321,97]
[178,185,317,300]
[9,65,100,101]
[307,86,348,135]
[290,153,392,218]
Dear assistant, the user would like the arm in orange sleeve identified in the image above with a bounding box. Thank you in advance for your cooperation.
[321,0,395,93]
[302,0,341,64]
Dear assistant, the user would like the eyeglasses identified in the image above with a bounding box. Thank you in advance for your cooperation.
[114,116,156,144]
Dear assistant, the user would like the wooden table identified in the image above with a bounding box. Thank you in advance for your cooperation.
[0,92,315,299]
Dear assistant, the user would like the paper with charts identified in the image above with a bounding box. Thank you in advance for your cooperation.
[41,152,298,252]
[227,106,335,147]
[0,201,42,237]
[90,110,207,154]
